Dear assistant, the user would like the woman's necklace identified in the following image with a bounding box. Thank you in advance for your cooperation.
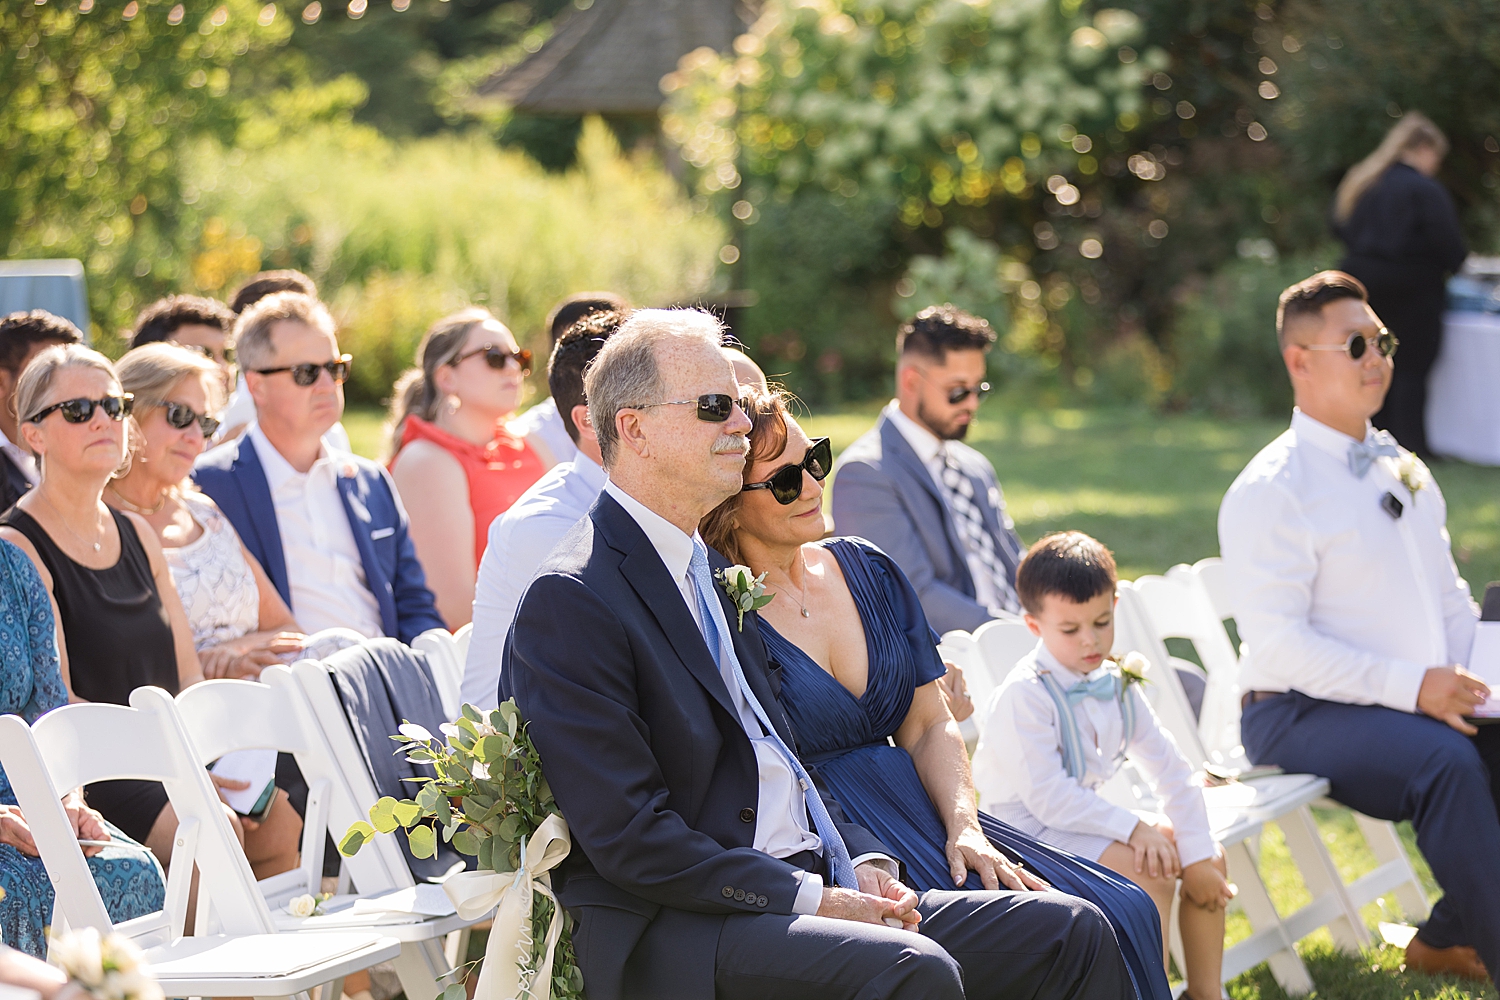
[771,552,812,618]
[38,490,104,553]
[107,482,170,516]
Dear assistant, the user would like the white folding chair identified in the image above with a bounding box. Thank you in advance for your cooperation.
[1165,559,1431,925]
[0,686,399,998]
[176,671,482,1000]
[453,622,474,667]
[413,628,463,720]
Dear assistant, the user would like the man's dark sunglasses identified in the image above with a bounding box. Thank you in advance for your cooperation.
[742,437,833,505]
[27,394,134,425]
[945,382,991,405]
[1301,329,1399,361]
[633,393,748,422]
[252,355,352,386]
[158,400,221,437]
[452,344,533,375]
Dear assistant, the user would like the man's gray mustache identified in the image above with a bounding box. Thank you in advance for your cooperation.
[713,435,750,456]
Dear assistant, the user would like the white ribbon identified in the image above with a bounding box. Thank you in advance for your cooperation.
[442,814,571,1000]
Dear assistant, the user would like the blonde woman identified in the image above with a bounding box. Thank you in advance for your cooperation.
[387,308,547,627]
[1334,112,1467,457]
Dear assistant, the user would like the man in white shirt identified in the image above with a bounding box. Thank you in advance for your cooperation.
[462,309,623,707]
[501,308,1131,1000]
[1220,270,1499,983]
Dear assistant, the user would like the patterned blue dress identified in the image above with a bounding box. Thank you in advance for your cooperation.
[0,539,165,957]
[761,538,1171,1000]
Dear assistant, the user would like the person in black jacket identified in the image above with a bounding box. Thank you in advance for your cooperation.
[0,312,81,513]
[1334,112,1467,457]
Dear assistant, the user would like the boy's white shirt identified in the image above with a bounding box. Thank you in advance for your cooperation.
[972,639,1217,868]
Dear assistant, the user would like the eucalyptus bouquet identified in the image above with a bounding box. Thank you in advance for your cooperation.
[340,701,583,1000]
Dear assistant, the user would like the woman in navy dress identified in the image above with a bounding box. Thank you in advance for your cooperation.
[0,538,164,956]
[702,390,1170,1000]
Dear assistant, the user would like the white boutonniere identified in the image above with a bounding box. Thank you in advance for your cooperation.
[1113,651,1150,691]
[1396,453,1428,503]
[716,564,774,631]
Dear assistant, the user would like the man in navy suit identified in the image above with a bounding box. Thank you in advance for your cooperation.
[502,309,1129,1000]
[194,292,443,644]
[832,306,1025,635]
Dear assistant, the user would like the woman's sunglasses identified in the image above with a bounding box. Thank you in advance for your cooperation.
[157,400,221,438]
[252,355,353,386]
[1300,329,1399,361]
[452,344,533,375]
[27,394,134,425]
[633,393,749,422]
[742,437,833,505]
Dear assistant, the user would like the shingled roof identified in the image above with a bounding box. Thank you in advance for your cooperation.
[478,0,749,116]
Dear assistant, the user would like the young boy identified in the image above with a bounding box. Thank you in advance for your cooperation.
[971,531,1235,1000]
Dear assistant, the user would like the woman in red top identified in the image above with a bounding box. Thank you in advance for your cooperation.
[388,308,548,627]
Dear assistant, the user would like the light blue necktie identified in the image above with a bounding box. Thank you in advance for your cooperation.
[687,540,859,890]
[1065,672,1120,705]
[1348,432,1399,479]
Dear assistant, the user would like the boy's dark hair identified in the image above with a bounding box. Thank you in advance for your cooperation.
[0,310,82,373]
[131,295,235,349]
[897,304,997,362]
[229,269,318,314]
[1275,270,1368,350]
[549,309,627,444]
[1016,531,1118,613]
[545,292,630,347]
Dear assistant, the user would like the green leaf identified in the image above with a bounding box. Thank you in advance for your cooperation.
[416,783,443,812]
[392,799,423,828]
[451,828,482,856]
[407,824,437,859]
[461,703,483,724]
[497,813,524,842]
[339,821,374,857]
[369,796,400,834]
[752,594,776,610]
[476,735,510,763]
[443,983,468,1000]
[477,834,495,871]
[434,794,452,827]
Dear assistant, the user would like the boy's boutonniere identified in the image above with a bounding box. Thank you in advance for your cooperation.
[1396,453,1428,503]
[1114,651,1150,692]
[717,565,774,631]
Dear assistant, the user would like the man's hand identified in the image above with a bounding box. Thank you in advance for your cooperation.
[945,825,1051,892]
[1128,820,1180,879]
[1418,665,1489,735]
[831,863,919,931]
[937,661,975,723]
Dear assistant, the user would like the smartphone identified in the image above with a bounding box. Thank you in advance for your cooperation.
[243,778,277,823]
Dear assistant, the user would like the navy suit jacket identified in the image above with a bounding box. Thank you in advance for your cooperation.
[502,492,891,1000]
[192,433,444,644]
[831,411,1023,635]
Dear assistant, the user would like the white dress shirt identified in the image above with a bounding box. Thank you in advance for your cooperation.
[973,641,1217,868]
[1218,409,1478,712]
[601,481,828,913]
[509,397,577,466]
[0,426,38,487]
[462,453,608,708]
[248,425,383,637]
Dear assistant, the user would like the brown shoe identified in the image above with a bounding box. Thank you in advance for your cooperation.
[1404,936,1490,982]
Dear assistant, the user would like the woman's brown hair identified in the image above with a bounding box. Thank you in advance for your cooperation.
[700,386,793,566]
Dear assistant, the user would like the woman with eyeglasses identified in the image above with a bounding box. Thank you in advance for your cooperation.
[387,308,548,628]
[701,388,1172,1000]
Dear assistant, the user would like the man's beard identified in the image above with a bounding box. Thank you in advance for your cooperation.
[916,398,970,441]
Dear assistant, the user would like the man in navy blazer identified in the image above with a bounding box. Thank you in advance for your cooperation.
[503,310,1129,1000]
[832,306,1025,635]
[194,292,443,644]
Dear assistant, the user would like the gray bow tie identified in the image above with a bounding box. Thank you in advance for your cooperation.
[1348,434,1399,478]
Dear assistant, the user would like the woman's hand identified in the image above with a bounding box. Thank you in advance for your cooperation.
[946,825,1051,892]
[1180,848,1236,911]
[62,790,108,857]
[0,805,38,856]
[936,661,975,723]
[1128,820,1181,879]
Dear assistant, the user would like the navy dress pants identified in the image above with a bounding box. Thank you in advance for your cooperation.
[1242,692,1500,976]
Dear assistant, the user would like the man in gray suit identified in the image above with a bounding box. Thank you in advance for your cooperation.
[831,305,1024,635]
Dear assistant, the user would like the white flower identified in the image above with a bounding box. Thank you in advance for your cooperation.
[398,723,433,743]
[50,926,105,987]
[470,760,491,780]
[1397,453,1427,500]
[439,722,461,740]
[286,893,318,918]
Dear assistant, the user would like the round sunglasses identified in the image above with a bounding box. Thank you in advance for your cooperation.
[151,400,221,438]
[742,437,833,505]
[27,394,133,425]
[452,344,532,375]
[1300,329,1399,361]
[252,355,352,386]
[632,393,748,422]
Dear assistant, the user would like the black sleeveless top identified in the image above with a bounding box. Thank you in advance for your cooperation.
[1,506,178,703]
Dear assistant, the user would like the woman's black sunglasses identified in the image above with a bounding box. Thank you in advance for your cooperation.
[742,437,833,505]
[157,400,221,438]
[1300,329,1399,361]
[27,394,133,425]
[633,393,748,422]
[252,355,352,387]
[452,344,533,375]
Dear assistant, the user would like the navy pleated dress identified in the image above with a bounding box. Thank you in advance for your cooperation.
[761,538,1170,1000]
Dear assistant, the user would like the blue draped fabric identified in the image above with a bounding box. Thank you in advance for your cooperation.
[0,539,164,957]
[762,537,1170,1000]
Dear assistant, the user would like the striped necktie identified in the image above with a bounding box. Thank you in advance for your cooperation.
[939,447,1020,614]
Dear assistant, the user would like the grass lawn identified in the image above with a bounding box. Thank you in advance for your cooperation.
[349,399,1500,998]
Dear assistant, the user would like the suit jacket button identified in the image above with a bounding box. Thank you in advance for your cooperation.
[722,886,734,898]
[734,889,746,901]
[757,895,768,907]
[739,807,756,823]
